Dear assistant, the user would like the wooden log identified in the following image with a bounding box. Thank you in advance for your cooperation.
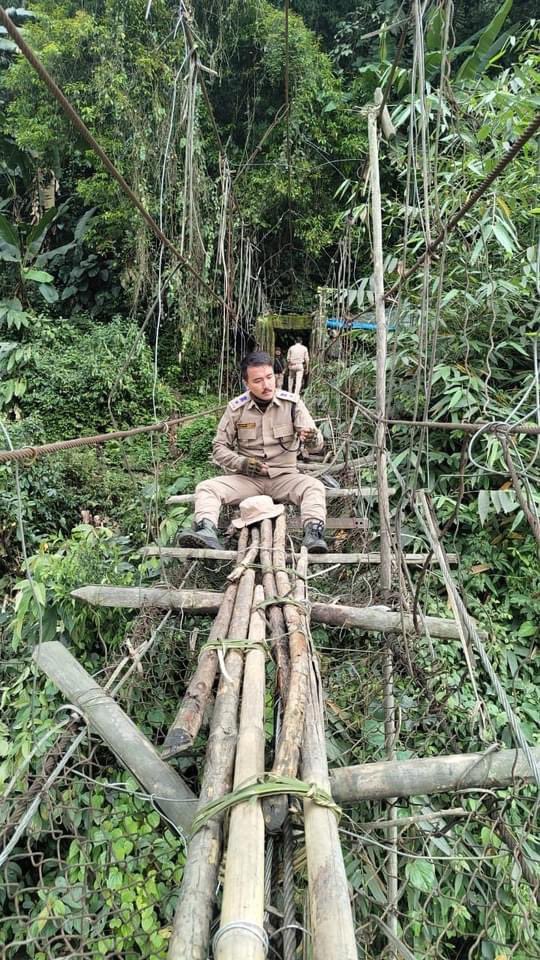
[329,746,540,803]
[285,516,368,531]
[260,517,290,701]
[300,558,358,960]
[168,569,255,960]
[215,586,267,959]
[166,487,395,505]
[140,546,458,566]
[73,586,478,640]
[310,602,488,641]
[71,585,223,611]
[32,642,195,834]
[263,521,310,833]
[162,529,250,759]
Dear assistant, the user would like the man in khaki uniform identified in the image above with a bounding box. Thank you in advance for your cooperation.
[178,351,328,553]
[286,337,309,394]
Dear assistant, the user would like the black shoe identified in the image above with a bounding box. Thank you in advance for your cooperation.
[177,519,224,551]
[302,520,328,554]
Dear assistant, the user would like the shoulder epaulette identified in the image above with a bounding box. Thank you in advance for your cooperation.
[276,388,297,402]
[229,391,250,411]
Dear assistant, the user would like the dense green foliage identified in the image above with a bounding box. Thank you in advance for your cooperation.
[1,1,539,957]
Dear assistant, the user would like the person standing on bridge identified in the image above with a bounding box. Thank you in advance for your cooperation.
[286,337,309,395]
[178,351,328,553]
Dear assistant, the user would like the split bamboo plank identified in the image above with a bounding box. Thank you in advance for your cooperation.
[32,642,195,834]
[329,746,540,803]
[215,586,267,959]
[299,551,358,960]
[140,546,458,565]
[162,529,251,758]
[168,568,256,960]
[260,517,290,700]
[263,521,309,832]
[73,586,480,640]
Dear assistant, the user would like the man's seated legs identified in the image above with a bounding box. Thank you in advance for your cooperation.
[267,473,328,553]
[177,475,264,549]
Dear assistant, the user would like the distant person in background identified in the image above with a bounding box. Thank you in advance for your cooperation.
[287,337,309,395]
[274,346,285,388]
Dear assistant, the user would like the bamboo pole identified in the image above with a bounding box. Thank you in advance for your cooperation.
[73,585,479,639]
[260,518,290,700]
[32,642,195,834]
[299,549,358,960]
[162,529,250,757]
[329,747,540,803]
[227,528,260,583]
[168,567,256,960]
[140,547,457,565]
[215,586,267,959]
[264,526,310,832]
[368,108,393,596]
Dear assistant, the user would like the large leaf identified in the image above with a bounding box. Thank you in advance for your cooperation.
[74,206,96,242]
[38,282,59,303]
[26,206,61,256]
[23,268,54,283]
[457,0,513,80]
[0,213,20,260]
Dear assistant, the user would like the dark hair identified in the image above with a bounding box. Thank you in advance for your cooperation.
[241,351,273,379]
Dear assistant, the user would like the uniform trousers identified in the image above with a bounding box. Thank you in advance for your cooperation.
[287,365,304,395]
[195,472,326,526]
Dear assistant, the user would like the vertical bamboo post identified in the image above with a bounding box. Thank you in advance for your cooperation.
[168,566,256,960]
[368,107,398,949]
[297,547,358,960]
[368,108,392,595]
[215,585,267,959]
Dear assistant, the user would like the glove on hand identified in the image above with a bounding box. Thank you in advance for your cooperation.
[241,457,267,477]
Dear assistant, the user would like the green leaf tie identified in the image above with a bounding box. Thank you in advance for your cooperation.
[190,773,341,837]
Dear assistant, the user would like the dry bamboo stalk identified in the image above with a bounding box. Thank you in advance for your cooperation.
[71,584,223,609]
[227,528,260,583]
[32,642,195,834]
[260,518,290,701]
[168,567,256,960]
[300,551,358,960]
[162,528,250,759]
[263,528,309,833]
[140,546,458,565]
[216,585,267,960]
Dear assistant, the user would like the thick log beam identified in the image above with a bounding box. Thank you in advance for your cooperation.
[73,586,482,640]
[329,747,540,803]
[32,641,195,834]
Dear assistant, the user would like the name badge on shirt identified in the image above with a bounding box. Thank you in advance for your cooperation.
[238,422,257,429]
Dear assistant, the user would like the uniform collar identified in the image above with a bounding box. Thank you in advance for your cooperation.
[247,391,282,409]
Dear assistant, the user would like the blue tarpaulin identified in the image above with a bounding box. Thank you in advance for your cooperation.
[327,317,396,332]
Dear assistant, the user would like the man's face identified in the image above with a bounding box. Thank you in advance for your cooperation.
[245,364,276,400]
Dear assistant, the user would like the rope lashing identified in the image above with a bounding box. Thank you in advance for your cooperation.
[199,636,269,656]
[252,596,311,614]
[190,774,341,836]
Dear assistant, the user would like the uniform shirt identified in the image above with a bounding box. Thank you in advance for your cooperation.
[287,343,309,370]
[212,388,323,476]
